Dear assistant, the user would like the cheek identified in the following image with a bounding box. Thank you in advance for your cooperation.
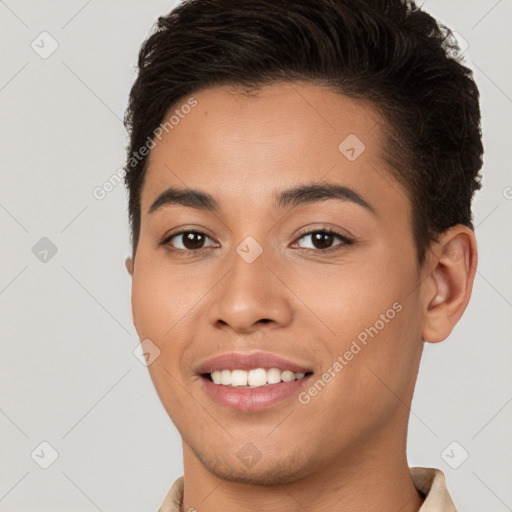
[292,254,408,337]
[131,252,196,339]
[294,255,421,407]
[131,260,200,415]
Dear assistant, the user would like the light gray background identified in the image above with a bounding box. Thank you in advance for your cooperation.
[0,1,511,510]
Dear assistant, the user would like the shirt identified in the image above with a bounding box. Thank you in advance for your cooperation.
[157,466,456,511]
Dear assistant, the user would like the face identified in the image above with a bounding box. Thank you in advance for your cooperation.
[130,82,428,485]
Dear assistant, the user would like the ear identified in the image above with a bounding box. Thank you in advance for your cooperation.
[124,254,136,325]
[125,256,134,276]
[421,225,478,343]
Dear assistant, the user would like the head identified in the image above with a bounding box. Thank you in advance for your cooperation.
[123,0,482,485]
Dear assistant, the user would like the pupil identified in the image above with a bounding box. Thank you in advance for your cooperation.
[313,232,333,249]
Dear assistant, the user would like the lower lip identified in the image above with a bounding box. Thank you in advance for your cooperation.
[199,374,313,412]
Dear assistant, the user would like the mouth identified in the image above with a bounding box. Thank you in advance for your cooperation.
[198,368,314,412]
[195,351,315,412]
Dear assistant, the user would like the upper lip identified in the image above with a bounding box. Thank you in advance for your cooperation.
[195,352,314,374]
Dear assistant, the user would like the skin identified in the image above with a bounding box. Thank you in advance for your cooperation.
[126,82,477,512]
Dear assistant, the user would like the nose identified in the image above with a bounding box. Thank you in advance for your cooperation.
[207,244,293,334]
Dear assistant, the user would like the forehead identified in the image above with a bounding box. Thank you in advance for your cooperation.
[141,82,410,219]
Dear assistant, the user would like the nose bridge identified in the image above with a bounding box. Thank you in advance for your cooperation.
[207,235,292,331]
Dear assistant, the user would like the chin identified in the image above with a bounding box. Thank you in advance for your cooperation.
[196,447,314,486]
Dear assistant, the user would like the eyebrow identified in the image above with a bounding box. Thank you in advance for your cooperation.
[148,182,376,216]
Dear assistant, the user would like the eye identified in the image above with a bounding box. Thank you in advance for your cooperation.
[160,227,353,256]
[292,229,353,252]
[163,230,217,252]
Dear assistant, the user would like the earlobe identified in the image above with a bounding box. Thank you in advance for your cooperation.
[421,226,477,343]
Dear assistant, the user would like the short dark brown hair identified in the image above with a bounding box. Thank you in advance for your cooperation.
[124,0,483,267]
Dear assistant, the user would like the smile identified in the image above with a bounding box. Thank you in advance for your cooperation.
[199,370,313,412]
[207,368,307,387]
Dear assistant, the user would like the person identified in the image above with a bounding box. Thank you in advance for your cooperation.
[123,0,483,510]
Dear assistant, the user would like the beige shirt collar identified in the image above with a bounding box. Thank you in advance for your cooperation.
[158,467,456,512]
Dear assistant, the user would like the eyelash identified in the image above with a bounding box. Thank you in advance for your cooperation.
[160,228,354,257]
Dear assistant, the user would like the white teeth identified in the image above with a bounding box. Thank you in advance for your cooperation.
[231,369,247,387]
[281,370,295,382]
[209,368,308,388]
[267,368,282,384]
[220,370,230,385]
[248,368,267,387]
